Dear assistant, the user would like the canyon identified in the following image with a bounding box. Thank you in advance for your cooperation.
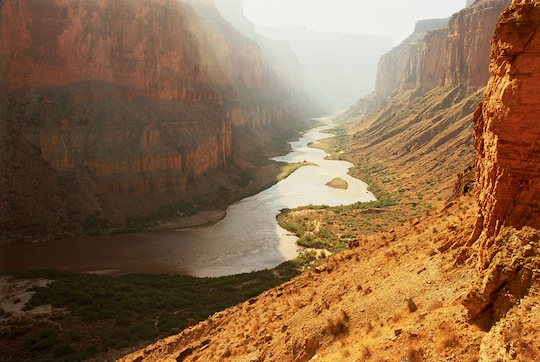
[342,0,512,201]
[119,0,540,361]
[0,0,318,243]
[216,0,393,113]
[0,0,538,361]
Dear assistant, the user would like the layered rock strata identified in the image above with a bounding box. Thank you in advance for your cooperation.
[375,0,510,95]
[0,0,312,242]
[459,0,540,328]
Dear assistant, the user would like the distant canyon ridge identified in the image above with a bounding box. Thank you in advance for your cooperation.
[215,0,392,113]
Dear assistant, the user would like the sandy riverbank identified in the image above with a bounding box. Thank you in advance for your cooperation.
[146,209,227,231]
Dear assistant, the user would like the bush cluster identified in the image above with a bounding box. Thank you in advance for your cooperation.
[4,265,301,361]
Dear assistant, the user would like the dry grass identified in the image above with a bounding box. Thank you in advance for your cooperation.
[324,310,350,337]
[120,197,538,362]
[436,321,459,353]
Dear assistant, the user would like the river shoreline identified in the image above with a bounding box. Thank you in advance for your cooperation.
[146,209,227,231]
[0,117,375,277]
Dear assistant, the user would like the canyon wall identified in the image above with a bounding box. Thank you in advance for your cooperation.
[254,25,392,112]
[459,0,540,329]
[473,0,540,236]
[343,0,511,199]
[374,18,449,94]
[375,0,510,95]
[444,0,510,86]
[0,0,314,242]
[0,0,283,100]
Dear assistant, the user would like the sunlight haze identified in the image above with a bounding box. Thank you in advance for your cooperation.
[243,0,467,45]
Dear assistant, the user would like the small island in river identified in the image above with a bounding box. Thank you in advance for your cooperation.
[325,177,348,189]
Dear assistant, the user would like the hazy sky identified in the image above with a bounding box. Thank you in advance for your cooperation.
[243,0,466,45]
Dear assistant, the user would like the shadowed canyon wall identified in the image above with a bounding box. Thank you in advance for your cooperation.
[0,0,315,242]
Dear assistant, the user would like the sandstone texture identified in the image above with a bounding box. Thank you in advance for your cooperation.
[0,0,315,242]
[461,0,540,323]
[473,0,540,236]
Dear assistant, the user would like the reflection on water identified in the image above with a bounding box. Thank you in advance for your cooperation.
[0,117,375,277]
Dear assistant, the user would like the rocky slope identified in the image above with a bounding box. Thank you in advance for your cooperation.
[0,0,316,242]
[342,0,511,200]
[120,1,540,360]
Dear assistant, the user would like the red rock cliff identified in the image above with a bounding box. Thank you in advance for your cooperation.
[0,0,312,242]
[444,0,511,86]
[473,0,540,236]
[460,0,540,324]
[1,0,269,100]
[374,0,510,95]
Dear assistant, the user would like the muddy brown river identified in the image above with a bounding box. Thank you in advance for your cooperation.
[0,117,375,277]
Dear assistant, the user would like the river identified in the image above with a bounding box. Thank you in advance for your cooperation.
[0,117,375,277]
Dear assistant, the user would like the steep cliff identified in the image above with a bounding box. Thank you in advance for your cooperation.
[461,0,540,329]
[445,0,510,86]
[374,0,509,95]
[473,0,540,236]
[374,18,449,94]
[343,0,511,200]
[0,0,315,242]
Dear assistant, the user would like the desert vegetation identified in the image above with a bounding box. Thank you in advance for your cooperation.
[0,260,307,361]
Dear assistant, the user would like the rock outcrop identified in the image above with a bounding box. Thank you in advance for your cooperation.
[0,0,315,242]
[459,0,540,336]
[473,0,540,237]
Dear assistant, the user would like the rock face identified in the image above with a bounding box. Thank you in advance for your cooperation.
[0,0,314,242]
[473,0,540,237]
[344,0,511,199]
[374,18,449,94]
[445,0,510,86]
[3,0,242,99]
[458,0,540,331]
[375,0,510,95]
